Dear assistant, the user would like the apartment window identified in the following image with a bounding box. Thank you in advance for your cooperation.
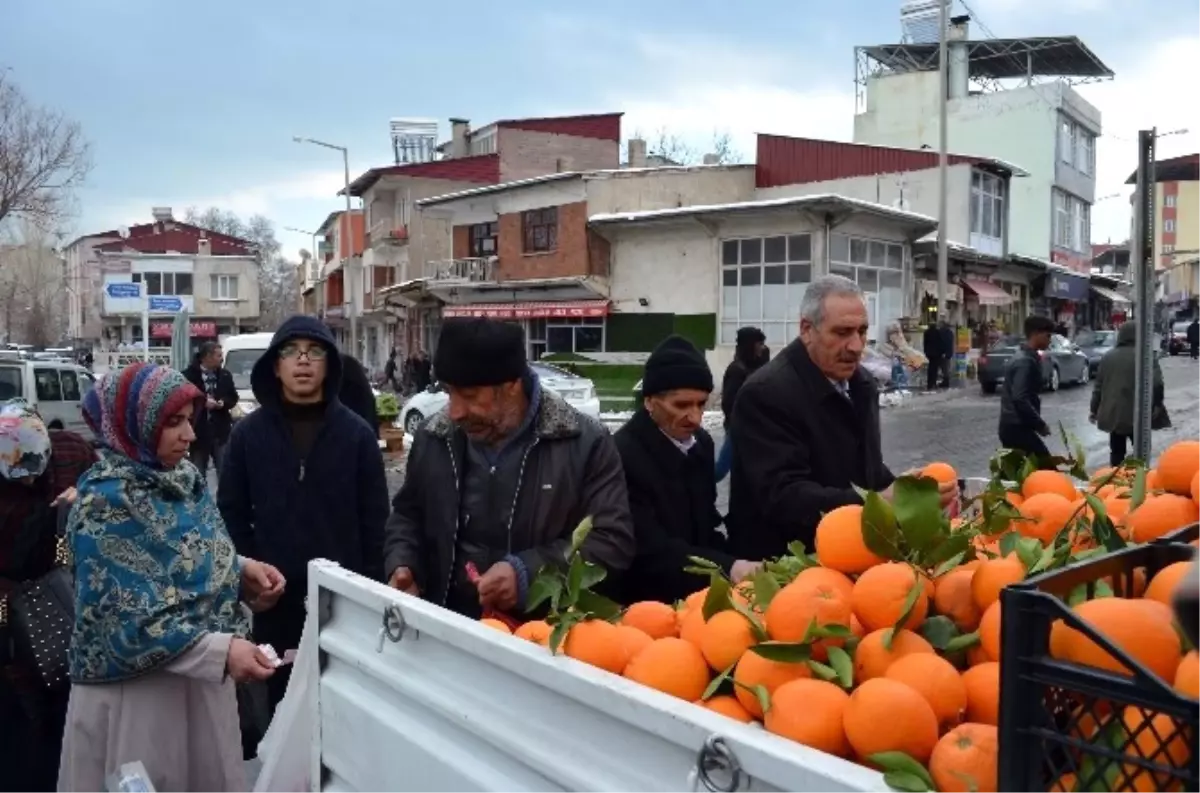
[1165,195,1177,208]
[1059,120,1074,165]
[828,233,906,341]
[1059,116,1095,176]
[131,272,193,295]
[1164,219,1176,233]
[527,316,604,356]
[469,130,497,156]
[522,208,558,253]
[469,222,498,257]
[1053,189,1091,253]
[970,171,1005,239]
[720,234,813,346]
[210,274,239,300]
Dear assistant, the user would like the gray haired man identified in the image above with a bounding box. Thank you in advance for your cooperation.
[724,274,957,560]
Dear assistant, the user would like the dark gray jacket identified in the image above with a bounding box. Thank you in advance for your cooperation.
[383,388,635,608]
[1090,323,1164,436]
[999,345,1047,435]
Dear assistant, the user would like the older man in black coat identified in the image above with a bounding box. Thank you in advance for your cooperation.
[615,336,760,603]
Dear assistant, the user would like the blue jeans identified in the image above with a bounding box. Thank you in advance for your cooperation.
[716,432,733,483]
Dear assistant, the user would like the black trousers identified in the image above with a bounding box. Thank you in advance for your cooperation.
[0,670,68,792]
[926,356,942,390]
[189,439,225,478]
[1110,433,1131,467]
[999,425,1054,469]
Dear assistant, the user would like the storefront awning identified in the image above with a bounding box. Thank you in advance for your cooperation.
[959,278,1015,306]
[443,300,611,320]
[1089,284,1130,304]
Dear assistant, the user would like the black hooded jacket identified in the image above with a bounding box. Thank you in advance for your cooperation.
[721,333,767,424]
[218,316,390,601]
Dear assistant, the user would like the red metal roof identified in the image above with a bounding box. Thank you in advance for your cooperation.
[95,224,254,255]
[494,113,622,142]
[755,134,1014,189]
[346,154,501,197]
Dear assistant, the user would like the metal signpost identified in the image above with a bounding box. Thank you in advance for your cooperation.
[105,282,150,361]
[1132,129,1156,461]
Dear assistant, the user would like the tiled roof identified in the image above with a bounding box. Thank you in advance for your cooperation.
[95,223,254,255]
[345,154,501,197]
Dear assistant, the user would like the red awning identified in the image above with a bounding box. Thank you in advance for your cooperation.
[959,278,1014,306]
[442,300,610,320]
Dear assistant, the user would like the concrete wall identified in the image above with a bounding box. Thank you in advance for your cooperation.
[497,127,618,181]
[584,166,756,215]
[65,234,120,341]
[192,255,261,321]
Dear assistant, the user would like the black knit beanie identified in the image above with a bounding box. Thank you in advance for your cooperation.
[433,318,527,387]
[642,335,713,397]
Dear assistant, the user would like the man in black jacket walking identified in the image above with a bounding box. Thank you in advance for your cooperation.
[922,320,945,391]
[384,318,634,617]
[998,315,1056,466]
[717,327,766,482]
[218,315,389,713]
[616,336,760,604]
[183,341,239,477]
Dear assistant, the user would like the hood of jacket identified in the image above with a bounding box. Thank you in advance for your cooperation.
[1116,323,1137,346]
[250,315,344,408]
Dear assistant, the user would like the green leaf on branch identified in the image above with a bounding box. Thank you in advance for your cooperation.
[944,631,980,653]
[801,620,854,642]
[998,531,1021,558]
[826,645,854,689]
[749,642,813,663]
[687,555,720,570]
[862,490,904,560]
[701,663,736,700]
[927,532,973,570]
[883,771,933,792]
[568,515,593,558]
[932,551,967,579]
[892,475,944,554]
[729,599,770,642]
[1027,542,1058,575]
[806,659,839,682]
[870,752,935,792]
[731,680,773,715]
[525,575,563,613]
[702,576,734,620]
[547,610,585,655]
[1131,467,1148,510]
[574,589,622,621]
[1014,537,1044,571]
[752,570,781,609]
[919,615,960,650]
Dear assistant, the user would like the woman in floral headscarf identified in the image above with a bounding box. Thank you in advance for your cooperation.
[0,400,95,792]
[57,363,286,792]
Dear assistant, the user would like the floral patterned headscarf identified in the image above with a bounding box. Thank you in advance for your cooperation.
[0,399,51,481]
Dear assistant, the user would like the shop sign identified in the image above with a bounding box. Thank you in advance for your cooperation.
[916,279,963,304]
[1047,272,1089,302]
[149,321,218,339]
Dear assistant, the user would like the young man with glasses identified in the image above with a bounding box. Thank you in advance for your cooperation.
[218,315,390,716]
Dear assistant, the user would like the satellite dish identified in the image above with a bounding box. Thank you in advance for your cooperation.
[118,226,130,239]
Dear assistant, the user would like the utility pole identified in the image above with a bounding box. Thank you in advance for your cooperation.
[936,0,950,329]
[1132,129,1156,461]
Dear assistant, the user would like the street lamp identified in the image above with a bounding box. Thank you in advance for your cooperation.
[293,135,357,354]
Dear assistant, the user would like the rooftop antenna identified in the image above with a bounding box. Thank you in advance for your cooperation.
[900,0,950,44]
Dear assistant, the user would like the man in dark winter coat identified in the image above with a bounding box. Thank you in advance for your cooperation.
[727,275,957,560]
[340,353,378,432]
[998,315,1056,466]
[1089,322,1165,466]
[218,315,389,712]
[384,318,634,618]
[183,341,239,476]
[617,336,759,604]
[717,327,766,482]
[1189,318,1199,360]
[922,320,945,391]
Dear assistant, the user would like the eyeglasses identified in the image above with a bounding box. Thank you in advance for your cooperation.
[278,344,328,362]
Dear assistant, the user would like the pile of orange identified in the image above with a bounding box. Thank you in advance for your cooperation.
[476,440,1200,792]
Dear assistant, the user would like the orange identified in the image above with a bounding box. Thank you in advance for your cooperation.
[624,637,711,701]
[685,589,708,612]
[966,645,990,668]
[1175,650,1199,698]
[850,614,866,638]
[699,610,758,672]
[1146,468,1164,491]
[1157,440,1200,496]
[884,653,968,731]
[1050,772,1078,792]
[622,601,679,639]
[679,607,707,649]
[977,600,1002,663]
[615,625,653,667]
[765,576,852,661]
[1145,561,1191,606]
[970,555,1026,612]
[1049,598,1181,683]
[480,618,512,634]
[697,695,754,723]
[923,461,958,484]
[514,619,551,646]
[1105,494,1133,527]
[765,679,851,756]
[1192,470,1199,503]
[1124,494,1200,543]
[815,504,886,574]
[934,568,982,632]
[851,562,930,632]
[1121,706,1192,785]
[1089,466,1116,486]
[961,662,1000,725]
[1017,492,1076,543]
[563,619,628,674]
[792,564,855,602]
[733,649,811,719]
[1022,469,1079,501]
[854,628,934,682]
[930,723,998,793]
[843,678,940,763]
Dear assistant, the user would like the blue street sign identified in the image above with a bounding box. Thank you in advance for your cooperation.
[105,282,142,299]
[148,296,183,312]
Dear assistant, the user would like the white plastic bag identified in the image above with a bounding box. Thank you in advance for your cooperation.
[253,624,316,792]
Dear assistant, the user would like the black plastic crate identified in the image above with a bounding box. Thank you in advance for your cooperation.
[998,526,1199,792]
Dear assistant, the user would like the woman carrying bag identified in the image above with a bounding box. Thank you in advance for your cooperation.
[58,363,287,792]
[0,400,94,792]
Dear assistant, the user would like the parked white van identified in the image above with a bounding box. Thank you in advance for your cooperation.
[221,332,275,419]
[0,355,97,435]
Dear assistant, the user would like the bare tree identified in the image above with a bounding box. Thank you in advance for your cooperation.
[0,221,69,344]
[0,72,92,230]
[184,206,300,329]
[708,130,744,165]
[622,127,744,166]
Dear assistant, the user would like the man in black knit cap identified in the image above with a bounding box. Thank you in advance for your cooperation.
[615,336,760,604]
[383,317,634,618]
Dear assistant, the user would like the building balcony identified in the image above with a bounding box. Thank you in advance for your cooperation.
[366,222,409,249]
[425,256,497,283]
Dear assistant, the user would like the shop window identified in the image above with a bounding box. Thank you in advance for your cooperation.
[720,234,813,346]
[828,233,907,342]
[522,208,558,253]
[544,317,604,355]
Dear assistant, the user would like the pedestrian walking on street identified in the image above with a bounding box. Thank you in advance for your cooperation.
[384,348,399,391]
[218,316,389,716]
[408,349,432,393]
[1089,322,1166,466]
[0,401,95,792]
[616,336,760,604]
[998,315,1056,467]
[384,317,634,618]
[717,326,767,482]
[922,319,946,391]
[1189,318,1199,360]
[183,341,239,478]
[726,275,957,560]
[938,320,955,387]
[59,363,285,793]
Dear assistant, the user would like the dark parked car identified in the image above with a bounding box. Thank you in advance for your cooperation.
[1075,329,1118,375]
[976,334,1090,395]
